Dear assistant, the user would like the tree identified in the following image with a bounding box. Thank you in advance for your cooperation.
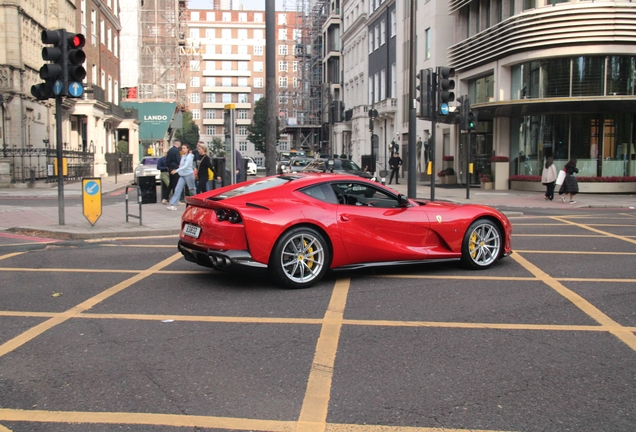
[209,136,225,157]
[247,97,279,154]
[173,111,199,148]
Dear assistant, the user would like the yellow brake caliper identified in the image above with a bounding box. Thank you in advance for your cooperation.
[469,231,478,258]
[302,240,314,269]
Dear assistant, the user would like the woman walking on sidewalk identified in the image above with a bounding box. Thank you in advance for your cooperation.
[541,156,557,201]
[559,158,579,204]
[167,144,196,211]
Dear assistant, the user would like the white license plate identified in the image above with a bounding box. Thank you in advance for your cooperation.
[182,223,201,239]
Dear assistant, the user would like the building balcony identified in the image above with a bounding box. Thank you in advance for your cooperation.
[202,119,223,125]
[203,70,252,77]
[376,98,397,117]
[202,86,252,93]
[202,53,252,61]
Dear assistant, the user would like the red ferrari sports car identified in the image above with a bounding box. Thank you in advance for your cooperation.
[178,173,512,288]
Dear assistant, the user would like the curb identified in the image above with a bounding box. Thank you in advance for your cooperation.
[8,227,181,240]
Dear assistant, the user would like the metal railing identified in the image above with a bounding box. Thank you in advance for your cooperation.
[2,146,94,184]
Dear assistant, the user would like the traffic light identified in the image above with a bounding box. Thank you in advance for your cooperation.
[436,67,455,115]
[224,104,235,137]
[65,32,86,97]
[31,29,65,100]
[416,69,431,119]
[467,110,478,131]
[457,96,468,130]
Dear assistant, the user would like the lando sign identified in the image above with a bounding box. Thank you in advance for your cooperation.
[121,102,177,141]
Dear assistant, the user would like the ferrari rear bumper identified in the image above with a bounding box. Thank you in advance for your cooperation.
[178,241,267,270]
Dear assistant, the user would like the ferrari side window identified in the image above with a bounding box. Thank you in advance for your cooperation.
[331,183,399,208]
[300,184,339,204]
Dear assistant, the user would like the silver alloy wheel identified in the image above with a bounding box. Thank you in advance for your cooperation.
[279,231,326,284]
[466,221,501,267]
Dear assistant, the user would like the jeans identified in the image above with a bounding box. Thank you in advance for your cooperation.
[169,174,196,206]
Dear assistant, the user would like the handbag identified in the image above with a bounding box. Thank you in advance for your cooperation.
[208,167,214,180]
[555,169,566,186]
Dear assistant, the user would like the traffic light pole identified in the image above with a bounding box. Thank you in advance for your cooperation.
[466,129,471,200]
[430,72,437,202]
[407,0,417,199]
[56,95,65,225]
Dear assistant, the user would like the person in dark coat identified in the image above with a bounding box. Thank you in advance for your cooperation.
[157,156,170,204]
[195,142,214,193]
[388,151,402,185]
[166,140,182,200]
[559,158,579,204]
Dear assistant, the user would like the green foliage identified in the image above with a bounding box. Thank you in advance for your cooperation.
[173,111,200,149]
[247,97,280,154]
[209,136,225,157]
[116,140,129,153]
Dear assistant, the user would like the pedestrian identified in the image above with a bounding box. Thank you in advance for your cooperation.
[157,155,170,204]
[541,156,557,201]
[559,158,579,204]
[195,142,214,194]
[166,144,196,211]
[166,140,181,201]
[235,149,243,183]
[388,151,402,185]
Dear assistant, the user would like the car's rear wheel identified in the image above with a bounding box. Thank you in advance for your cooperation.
[461,219,502,269]
[270,227,330,289]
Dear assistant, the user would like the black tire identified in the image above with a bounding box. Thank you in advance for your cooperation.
[270,226,330,289]
[461,218,502,269]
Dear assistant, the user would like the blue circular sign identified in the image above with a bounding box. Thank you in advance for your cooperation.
[439,103,449,115]
[84,180,99,196]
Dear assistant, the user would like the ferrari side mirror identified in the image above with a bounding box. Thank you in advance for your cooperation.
[397,194,409,207]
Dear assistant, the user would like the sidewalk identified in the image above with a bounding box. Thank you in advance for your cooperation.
[1,173,634,239]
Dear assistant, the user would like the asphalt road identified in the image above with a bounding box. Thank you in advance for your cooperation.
[0,208,635,431]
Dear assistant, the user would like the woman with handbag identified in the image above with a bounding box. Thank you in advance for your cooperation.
[558,158,579,204]
[541,156,558,201]
[195,143,214,194]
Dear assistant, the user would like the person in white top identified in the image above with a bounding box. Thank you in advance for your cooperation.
[541,156,558,201]
[167,144,196,210]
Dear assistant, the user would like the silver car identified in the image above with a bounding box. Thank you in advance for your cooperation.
[134,156,161,184]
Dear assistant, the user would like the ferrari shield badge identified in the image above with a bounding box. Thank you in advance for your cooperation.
[436,215,443,223]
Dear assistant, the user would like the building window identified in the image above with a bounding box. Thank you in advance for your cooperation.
[254,61,263,72]
[238,29,248,39]
[254,78,264,88]
[293,29,302,41]
[380,69,386,100]
[205,109,215,119]
[380,19,386,46]
[374,26,379,50]
[254,93,264,102]
[190,60,200,71]
[190,76,200,87]
[222,61,232,71]
[238,109,248,119]
[107,27,112,51]
[279,13,287,25]
[254,45,263,55]
[205,29,215,39]
[238,61,248,71]
[293,61,298,72]
[293,77,299,88]
[206,93,216,102]
[278,29,287,40]
[279,44,289,55]
[238,78,248,87]
[279,76,288,88]
[238,93,248,103]
[100,19,105,44]
[425,28,431,59]
[279,61,288,72]
[206,126,215,135]
[91,10,97,45]
[190,93,200,103]
[222,29,231,40]
[191,11,199,21]
[238,45,248,54]
[222,45,232,54]
[254,29,264,40]
[223,12,231,21]
[190,28,199,38]
[238,126,248,135]
[239,141,248,151]
[223,77,232,87]
[391,10,396,37]
[223,93,232,103]
[239,12,247,22]
[369,30,374,53]
[205,77,216,86]
[206,44,215,54]
[254,13,263,22]
[192,109,200,120]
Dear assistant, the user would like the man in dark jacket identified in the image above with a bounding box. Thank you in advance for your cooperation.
[388,151,402,184]
[166,140,182,201]
[157,156,170,204]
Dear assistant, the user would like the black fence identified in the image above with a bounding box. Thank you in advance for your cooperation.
[2,147,94,184]
[105,153,133,176]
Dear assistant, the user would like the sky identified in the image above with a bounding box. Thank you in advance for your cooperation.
[186,0,290,10]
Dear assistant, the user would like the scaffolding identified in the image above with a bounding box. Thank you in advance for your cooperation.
[280,0,326,153]
[138,0,181,101]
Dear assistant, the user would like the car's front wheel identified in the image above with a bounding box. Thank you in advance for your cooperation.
[270,227,330,289]
[461,219,502,269]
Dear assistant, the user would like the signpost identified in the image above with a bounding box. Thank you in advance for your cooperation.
[82,178,102,226]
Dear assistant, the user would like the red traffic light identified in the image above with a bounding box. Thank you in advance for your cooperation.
[69,33,86,49]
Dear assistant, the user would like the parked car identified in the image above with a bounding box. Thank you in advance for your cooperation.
[177,173,513,288]
[276,150,306,173]
[246,157,257,176]
[302,158,373,179]
[280,157,312,173]
[133,156,161,184]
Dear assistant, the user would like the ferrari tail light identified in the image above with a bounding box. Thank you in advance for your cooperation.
[215,208,242,224]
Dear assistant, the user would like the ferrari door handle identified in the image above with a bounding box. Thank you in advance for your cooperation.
[340,215,349,222]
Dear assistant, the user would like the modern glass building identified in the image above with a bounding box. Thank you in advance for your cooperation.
[449,0,636,184]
